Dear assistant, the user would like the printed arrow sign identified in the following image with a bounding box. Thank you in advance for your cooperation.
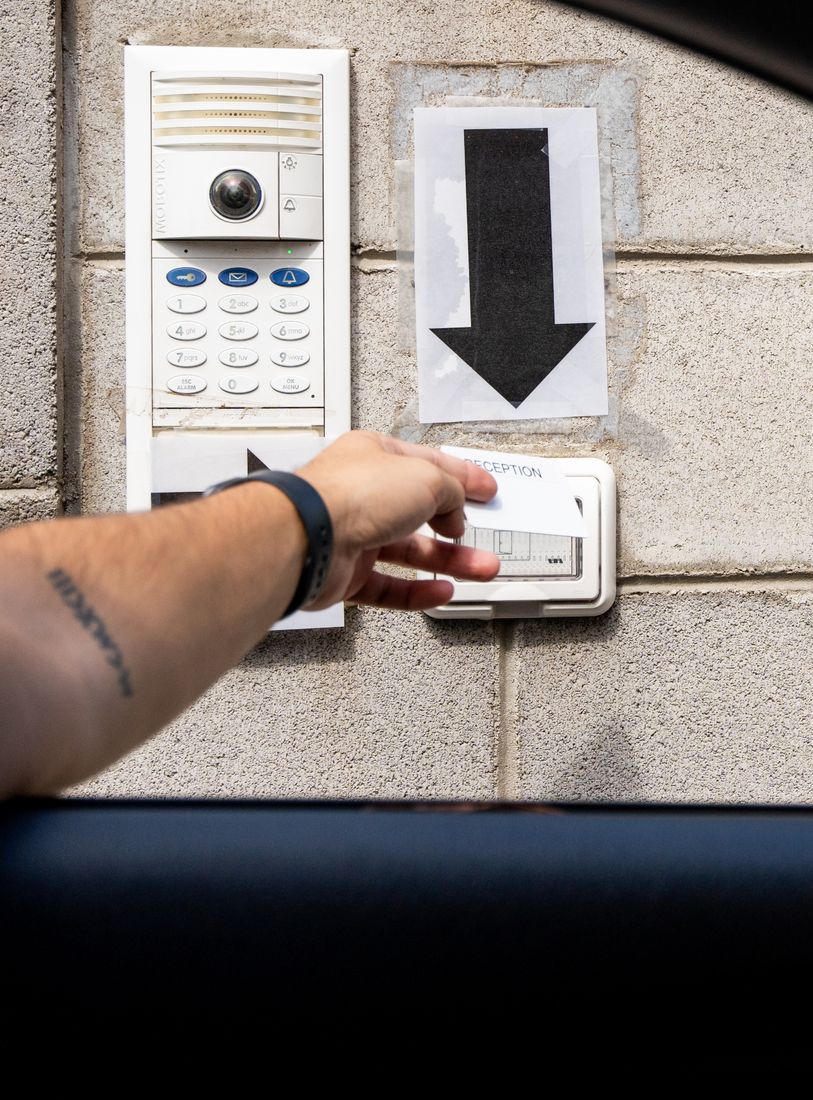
[247,449,269,474]
[431,128,594,408]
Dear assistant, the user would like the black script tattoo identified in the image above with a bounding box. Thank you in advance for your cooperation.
[45,568,134,697]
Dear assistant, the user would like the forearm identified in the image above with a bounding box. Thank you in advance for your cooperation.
[0,483,305,795]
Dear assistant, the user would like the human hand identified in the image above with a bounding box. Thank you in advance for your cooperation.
[298,431,500,610]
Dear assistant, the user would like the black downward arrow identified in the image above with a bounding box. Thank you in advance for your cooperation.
[431,128,594,408]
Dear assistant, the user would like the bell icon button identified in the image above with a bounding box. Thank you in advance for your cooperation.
[279,193,323,241]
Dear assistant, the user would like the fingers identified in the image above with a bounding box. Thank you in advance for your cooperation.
[381,438,498,503]
[427,504,467,540]
[349,571,455,611]
[379,533,501,581]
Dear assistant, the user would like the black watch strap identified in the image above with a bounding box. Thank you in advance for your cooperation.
[204,470,333,618]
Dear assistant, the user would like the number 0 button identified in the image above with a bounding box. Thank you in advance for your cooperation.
[271,321,309,341]
[219,375,259,395]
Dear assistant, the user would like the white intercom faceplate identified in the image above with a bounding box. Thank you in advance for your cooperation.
[124,46,349,501]
[421,458,616,619]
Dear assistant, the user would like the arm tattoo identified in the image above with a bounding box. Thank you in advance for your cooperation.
[46,568,134,698]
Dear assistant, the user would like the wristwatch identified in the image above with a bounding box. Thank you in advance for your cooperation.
[204,469,333,618]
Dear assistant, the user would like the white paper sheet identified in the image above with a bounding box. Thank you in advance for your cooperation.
[442,446,586,537]
[415,106,608,423]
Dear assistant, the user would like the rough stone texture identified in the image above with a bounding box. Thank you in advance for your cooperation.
[70,263,127,514]
[73,606,499,799]
[612,264,813,576]
[0,0,60,487]
[66,0,813,256]
[0,487,61,528]
[511,591,813,804]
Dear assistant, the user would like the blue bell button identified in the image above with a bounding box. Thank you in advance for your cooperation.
[270,267,310,287]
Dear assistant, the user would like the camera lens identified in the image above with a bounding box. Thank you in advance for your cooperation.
[209,170,262,221]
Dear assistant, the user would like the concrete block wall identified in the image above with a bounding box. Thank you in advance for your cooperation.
[7,1,812,800]
[0,0,62,524]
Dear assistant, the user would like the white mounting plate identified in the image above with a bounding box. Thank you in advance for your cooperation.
[124,45,350,514]
[421,458,616,619]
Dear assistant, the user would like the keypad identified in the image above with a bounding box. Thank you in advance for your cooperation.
[153,257,323,409]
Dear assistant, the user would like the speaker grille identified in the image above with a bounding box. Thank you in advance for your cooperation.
[152,72,322,151]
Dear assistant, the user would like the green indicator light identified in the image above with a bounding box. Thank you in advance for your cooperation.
[287,248,293,254]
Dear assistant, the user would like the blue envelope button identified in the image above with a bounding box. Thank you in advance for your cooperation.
[218,267,259,287]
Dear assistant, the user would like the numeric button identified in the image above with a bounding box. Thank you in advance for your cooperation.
[271,348,310,367]
[271,295,309,314]
[218,349,258,368]
[219,294,258,314]
[167,349,206,368]
[219,375,259,395]
[167,294,206,314]
[271,321,309,341]
[167,321,206,341]
[219,321,258,341]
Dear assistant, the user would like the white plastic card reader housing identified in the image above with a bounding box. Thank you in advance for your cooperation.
[421,458,616,619]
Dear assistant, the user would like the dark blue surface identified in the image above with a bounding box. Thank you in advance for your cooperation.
[270,267,310,287]
[3,799,813,996]
[217,266,259,287]
[166,267,206,287]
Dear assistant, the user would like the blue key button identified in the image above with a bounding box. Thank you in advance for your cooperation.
[167,267,206,287]
[218,266,258,287]
[270,267,310,287]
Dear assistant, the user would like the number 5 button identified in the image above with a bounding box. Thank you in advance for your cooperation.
[219,321,258,341]
[271,321,309,341]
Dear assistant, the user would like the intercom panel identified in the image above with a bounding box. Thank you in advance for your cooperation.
[125,47,349,630]
[125,46,350,503]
